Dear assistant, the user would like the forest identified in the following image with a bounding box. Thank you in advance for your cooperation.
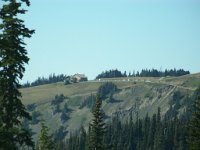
[39,86,200,150]
[22,74,68,88]
[96,69,190,79]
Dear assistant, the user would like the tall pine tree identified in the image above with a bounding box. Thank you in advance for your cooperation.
[89,95,106,150]
[0,0,34,149]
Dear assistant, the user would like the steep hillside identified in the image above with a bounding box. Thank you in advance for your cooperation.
[20,73,200,140]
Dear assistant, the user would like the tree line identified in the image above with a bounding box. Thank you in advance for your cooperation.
[96,68,190,79]
[22,74,68,88]
[22,68,190,88]
[60,108,187,150]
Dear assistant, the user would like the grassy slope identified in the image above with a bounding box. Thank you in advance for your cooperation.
[20,73,200,139]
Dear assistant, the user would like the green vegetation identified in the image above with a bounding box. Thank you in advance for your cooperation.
[20,82,103,104]
[0,0,34,149]
[79,94,96,109]
[1,65,199,149]
[144,92,153,100]
[37,122,55,150]
[60,107,189,150]
[51,94,66,105]
[188,87,200,149]
[31,111,41,125]
[96,69,126,79]
[20,73,199,105]
[88,95,106,150]
[67,96,82,107]
[23,74,68,88]
[96,68,190,79]
[19,73,200,137]
[27,103,37,112]
[97,82,118,100]
[61,103,71,123]
[54,126,67,143]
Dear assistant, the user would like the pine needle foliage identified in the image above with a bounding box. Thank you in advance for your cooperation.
[0,0,34,149]
[37,122,55,150]
[89,95,106,150]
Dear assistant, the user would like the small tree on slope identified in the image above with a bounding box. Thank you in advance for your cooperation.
[37,122,55,150]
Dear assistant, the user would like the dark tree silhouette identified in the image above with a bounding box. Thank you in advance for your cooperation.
[0,0,34,149]
[188,91,200,149]
[89,95,106,150]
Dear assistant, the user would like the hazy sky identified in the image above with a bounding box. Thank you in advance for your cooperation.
[10,0,200,82]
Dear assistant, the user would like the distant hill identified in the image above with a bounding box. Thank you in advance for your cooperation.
[20,72,200,141]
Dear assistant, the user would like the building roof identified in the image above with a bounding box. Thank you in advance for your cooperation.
[73,74,87,78]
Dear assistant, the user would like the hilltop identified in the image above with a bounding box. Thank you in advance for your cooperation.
[20,73,200,140]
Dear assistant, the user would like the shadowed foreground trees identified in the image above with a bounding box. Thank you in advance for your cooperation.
[188,90,200,150]
[0,0,34,149]
[59,107,189,150]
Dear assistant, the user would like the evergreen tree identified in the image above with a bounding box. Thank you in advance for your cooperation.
[147,114,157,149]
[142,113,150,150]
[59,107,191,150]
[127,113,136,150]
[61,103,70,123]
[154,107,164,150]
[188,94,200,149]
[0,0,34,149]
[89,95,106,150]
[54,126,67,143]
[37,122,55,150]
[97,82,118,100]
[79,126,87,150]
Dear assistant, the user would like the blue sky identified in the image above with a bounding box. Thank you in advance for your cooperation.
[15,0,200,82]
